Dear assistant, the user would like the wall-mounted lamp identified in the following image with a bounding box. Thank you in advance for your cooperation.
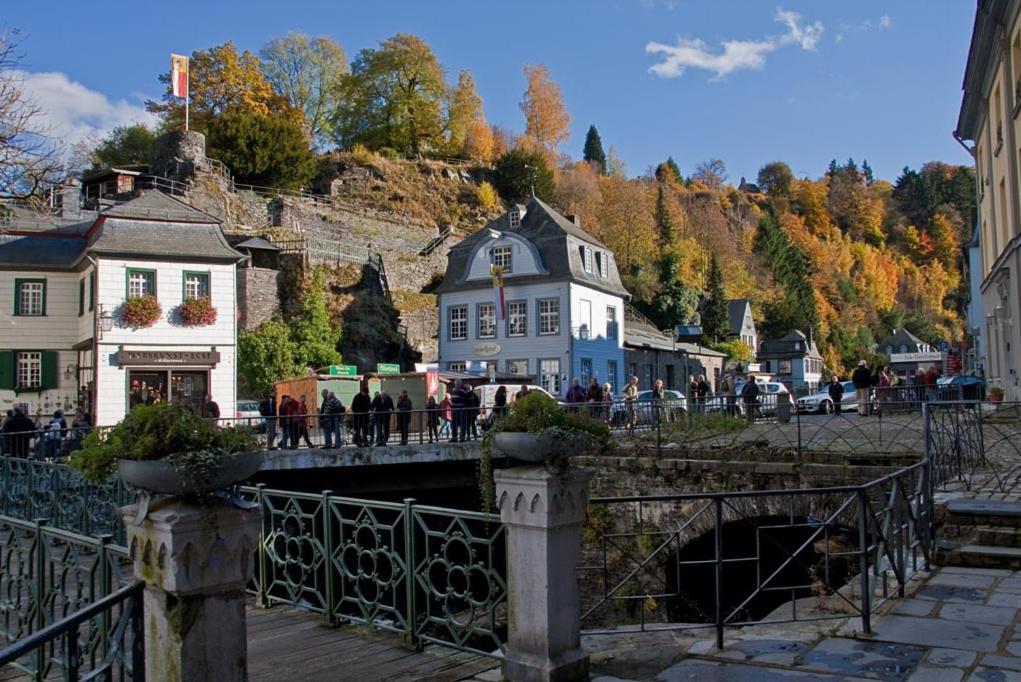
[98,305,114,336]
[64,363,76,378]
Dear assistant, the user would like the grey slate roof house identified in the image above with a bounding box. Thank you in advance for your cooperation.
[756,329,823,391]
[726,299,758,352]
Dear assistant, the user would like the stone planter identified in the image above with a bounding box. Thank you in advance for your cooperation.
[118,451,263,496]
[494,431,553,463]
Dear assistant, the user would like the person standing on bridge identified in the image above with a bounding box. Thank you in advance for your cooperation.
[828,376,845,414]
[852,360,873,417]
[260,394,277,450]
[396,390,413,445]
[374,390,394,445]
[426,395,440,442]
[320,390,344,448]
[351,387,372,447]
[623,375,640,432]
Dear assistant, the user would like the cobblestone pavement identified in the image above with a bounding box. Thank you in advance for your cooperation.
[461,566,1021,681]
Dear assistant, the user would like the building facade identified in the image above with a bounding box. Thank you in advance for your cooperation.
[623,310,727,393]
[957,0,1021,399]
[726,299,758,353]
[877,328,942,381]
[436,198,629,397]
[756,330,823,392]
[0,191,243,426]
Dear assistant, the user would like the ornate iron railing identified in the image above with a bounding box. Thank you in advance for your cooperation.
[0,514,133,679]
[244,484,506,656]
[579,459,932,648]
[924,400,1021,492]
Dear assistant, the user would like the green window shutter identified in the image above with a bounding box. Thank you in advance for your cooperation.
[13,280,20,316]
[40,351,57,390]
[0,351,13,390]
[78,279,85,316]
[89,272,95,311]
[41,280,46,316]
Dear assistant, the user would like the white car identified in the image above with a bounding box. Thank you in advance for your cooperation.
[473,383,557,416]
[703,380,790,416]
[796,382,858,414]
[235,399,263,429]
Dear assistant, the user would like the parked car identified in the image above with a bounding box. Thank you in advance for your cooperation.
[796,382,858,414]
[474,383,558,418]
[611,389,687,426]
[703,380,790,416]
[235,400,264,431]
[936,375,986,401]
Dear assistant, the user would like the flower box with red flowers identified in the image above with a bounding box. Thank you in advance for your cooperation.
[121,295,162,328]
[179,297,217,326]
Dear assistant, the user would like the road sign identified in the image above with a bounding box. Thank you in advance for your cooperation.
[938,341,949,352]
[376,363,401,375]
[328,364,357,376]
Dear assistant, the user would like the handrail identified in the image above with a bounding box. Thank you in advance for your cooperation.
[0,582,143,667]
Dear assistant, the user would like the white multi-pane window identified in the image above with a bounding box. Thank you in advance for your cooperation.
[17,281,44,316]
[184,272,210,300]
[582,247,593,273]
[449,305,468,340]
[607,360,618,392]
[478,303,496,338]
[598,252,608,277]
[539,358,561,395]
[448,361,467,372]
[508,301,527,336]
[538,298,559,335]
[128,270,155,298]
[606,306,618,340]
[17,352,41,389]
[509,210,521,228]
[490,246,513,273]
[507,359,528,376]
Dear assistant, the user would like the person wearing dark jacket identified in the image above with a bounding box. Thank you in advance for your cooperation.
[1,407,35,458]
[202,395,220,420]
[426,395,440,442]
[493,386,508,417]
[351,387,372,446]
[320,390,344,448]
[467,388,481,439]
[827,377,845,414]
[396,390,413,445]
[374,390,394,445]
[449,381,468,443]
[851,360,873,417]
[260,394,277,450]
[741,378,760,422]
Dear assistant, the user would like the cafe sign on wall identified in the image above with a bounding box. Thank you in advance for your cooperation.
[116,349,221,368]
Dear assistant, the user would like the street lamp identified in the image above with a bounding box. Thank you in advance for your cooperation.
[98,305,114,338]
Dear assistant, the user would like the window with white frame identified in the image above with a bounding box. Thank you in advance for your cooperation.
[184,272,210,300]
[17,352,41,389]
[449,305,468,340]
[509,210,521,228]
[580,358,593,384]
[582,246,593,273]
[16,280,45,316]
[490,246,513,273]
[508,300,527,336]
[477,302,496,338]
[448,361,467,372]
[607,360,618,392]
[539,358,561,395]
[538,298,559,335]
[598,252,608,277]
[606,306,617,340]
[578,299,591,339]
[127,269,155,298]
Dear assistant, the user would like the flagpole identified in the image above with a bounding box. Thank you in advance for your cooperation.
[185,88,189,131]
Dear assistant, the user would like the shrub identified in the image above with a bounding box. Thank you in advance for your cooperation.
[349,143,376,165]
[121,295,162,328]
[475,181,500,212]
[179,297,217,326]
[71,403,258,483]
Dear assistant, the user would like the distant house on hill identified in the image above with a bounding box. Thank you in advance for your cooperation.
[757,330,823,391]
[877,328,942,380]
[726,299,758,353]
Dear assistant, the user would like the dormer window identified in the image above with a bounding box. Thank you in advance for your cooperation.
[491,245,513,273]
[509,204,525,228]
[581,246,593,273]
[596,252,608,277]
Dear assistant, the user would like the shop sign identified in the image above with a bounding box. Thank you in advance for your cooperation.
[473,342,501,357]
[116,349,220,368]
[328,364,358,376]
[376,363,401,375]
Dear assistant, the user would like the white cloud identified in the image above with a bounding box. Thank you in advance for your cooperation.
[16,70,157,150]
[646,7,824,80]
[835,14,893,42]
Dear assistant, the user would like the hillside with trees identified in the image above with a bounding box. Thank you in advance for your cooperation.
[2,28,975,380]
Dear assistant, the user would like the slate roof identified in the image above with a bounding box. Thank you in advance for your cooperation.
[758,329,822,359]
[236,237,281,252]
[623,317,726,357]
[436,197,629,298]
[102,190,219,224]
[877,328,929,353]
[0,234,85,270]
[727,299,752,335]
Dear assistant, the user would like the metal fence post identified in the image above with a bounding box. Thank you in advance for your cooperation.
[402,498,420,650]
[255,484,270,609]
[98,534,113,662]
[33,518,48,679]
[713,497,724,650]
[131,586,146,682]
[321,490,336,626]
[795,404,803,461]
[857,490,872,635]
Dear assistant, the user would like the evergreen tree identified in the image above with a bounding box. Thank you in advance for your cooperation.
[666,157,682,182]
[755,213,819,339]
[655,186,674,246]
[582,124,606,172]
[238,321,302,396]
[492,148,554,203]
[861,159,874,186]
[700,254,729,342]
[291,267,342,370]
[207,108,315,190]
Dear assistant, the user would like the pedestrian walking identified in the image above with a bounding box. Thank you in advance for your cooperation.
[515,385,529,401]
[449,381,468,442]
[396,390,413,445]
[467,387,481,439]
[566,379,586,410]
[351,387,372,446]
[40,409,66,460]
[852,360,873,416]
[438,394,452,439]
[1,407,35,458]
[426,395,440,442]
[828,376,845,414]
[202,394,220,420]
[279,395,300,449]
[695,374,711,408]
[652,378,665,425]
[623,376,640,431]
[721,372,737,417]
[601,383,614,424]
[741,378,760,422]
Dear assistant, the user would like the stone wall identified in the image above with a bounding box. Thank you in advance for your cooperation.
[237,268,282,331]
[150,130,207,182]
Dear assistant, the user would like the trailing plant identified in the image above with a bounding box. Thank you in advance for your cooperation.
[71,403,258,484]
[479,392,611,510]
[121,295,162,328]
[179,296,218,326]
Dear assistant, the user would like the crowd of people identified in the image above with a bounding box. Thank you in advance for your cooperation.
[0,406,92,459]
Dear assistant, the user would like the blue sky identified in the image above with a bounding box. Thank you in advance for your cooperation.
[6,0,976,184]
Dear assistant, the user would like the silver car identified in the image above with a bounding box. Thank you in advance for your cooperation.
[796,382,858,414]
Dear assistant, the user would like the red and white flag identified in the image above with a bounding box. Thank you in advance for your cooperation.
[171,54,189,98]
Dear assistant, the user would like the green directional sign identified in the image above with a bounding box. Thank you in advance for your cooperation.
[328,364,358,376]
[376,363,401,375]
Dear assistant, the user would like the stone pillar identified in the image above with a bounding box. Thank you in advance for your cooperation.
[495,466,594,682]
[121,500,261,682]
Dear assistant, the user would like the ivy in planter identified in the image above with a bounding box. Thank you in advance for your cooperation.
[179,297,217,326]
[121,295,162,328]
[479,392,611,511]
[71,403,258,485]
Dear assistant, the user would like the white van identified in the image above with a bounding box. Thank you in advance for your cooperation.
[473,383,557,417]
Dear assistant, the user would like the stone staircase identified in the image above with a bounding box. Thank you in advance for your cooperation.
[936,498,1021,569]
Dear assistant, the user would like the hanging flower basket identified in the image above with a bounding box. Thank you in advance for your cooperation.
[179,297,217,326]
[121,295,162,328]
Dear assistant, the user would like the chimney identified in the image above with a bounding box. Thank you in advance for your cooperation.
[59,180,82,219]
[567,214,581,227]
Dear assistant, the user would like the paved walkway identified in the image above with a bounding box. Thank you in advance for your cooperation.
[500,566,1021,681]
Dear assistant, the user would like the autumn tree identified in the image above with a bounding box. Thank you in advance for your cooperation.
[206,108,315,189]
[260,33,348,148]
[700,254,729,342]
[692,159,727,189]
[0,28,63,199]
[446,70,483,156]
[582,125,606,173]
[757,161,795,200]
[490,125,511,159]
[595,175,657,297]
[519,64,571,157]
[147,41,287,132]
[92,125,157,168]
[492,148,554,203]
[336,33,446,155]
[463,118,494,163]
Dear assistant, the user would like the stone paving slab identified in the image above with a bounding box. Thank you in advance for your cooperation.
[927,648,979,668]
[929,572,1000,588]
[907,667,964,682]
[914,584,990,603]
[798,637,926,681]
[947,499,1021,517]
[969,667,1021,681]
[656,659,866,681]
[866,614,1006,652]
[938,602,1019,625]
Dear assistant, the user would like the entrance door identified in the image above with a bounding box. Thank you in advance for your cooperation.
[171,371,208,412]
[539,358,561,396]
